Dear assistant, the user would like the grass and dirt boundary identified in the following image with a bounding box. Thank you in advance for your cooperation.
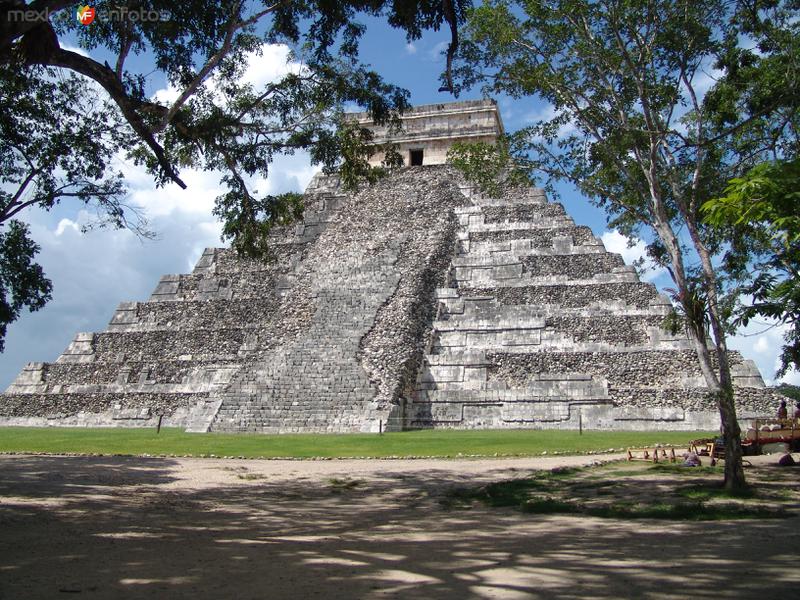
[0,427,716,459]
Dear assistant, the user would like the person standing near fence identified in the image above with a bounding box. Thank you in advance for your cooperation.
[778,400,788,419]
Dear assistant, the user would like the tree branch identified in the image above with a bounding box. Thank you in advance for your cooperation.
[0,0,73,52]
[43,48,186,188]
[155,1,284,132]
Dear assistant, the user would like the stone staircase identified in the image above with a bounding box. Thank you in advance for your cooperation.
[209,243,403,433]
[408,187,769,430]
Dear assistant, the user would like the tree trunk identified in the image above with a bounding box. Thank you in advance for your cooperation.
[652,209,747,489]
[717,386,746,490]
[652,219,720,387]
[684,217,747,490]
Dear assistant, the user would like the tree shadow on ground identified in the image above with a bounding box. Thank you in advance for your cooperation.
[1,456,799,599]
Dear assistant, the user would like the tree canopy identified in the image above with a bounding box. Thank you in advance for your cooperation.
[703,159,800,378]
[0,0,468,348]
[700,0,800,380]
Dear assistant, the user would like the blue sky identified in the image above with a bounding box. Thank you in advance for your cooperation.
[1,9,797,390]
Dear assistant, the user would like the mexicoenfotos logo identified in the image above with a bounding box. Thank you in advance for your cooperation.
[6,4,170,24]
[77,5,95,25]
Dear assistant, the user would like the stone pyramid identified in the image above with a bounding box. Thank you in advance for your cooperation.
[0,100,780,432]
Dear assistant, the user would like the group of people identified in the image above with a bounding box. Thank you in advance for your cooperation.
[777,399,800,420]
[680,399,799,467]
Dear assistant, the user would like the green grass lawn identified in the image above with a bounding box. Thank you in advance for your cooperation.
[0,427,714,459]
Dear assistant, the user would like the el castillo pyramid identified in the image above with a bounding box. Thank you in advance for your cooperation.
[1,100,782,433]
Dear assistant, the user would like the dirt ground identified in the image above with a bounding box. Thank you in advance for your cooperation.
[1,453,799,599]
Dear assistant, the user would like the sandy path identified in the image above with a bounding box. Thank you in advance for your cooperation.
[1,454,799,599]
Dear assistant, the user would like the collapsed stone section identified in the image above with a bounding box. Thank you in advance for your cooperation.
[208,167,467,433]
[408,186,781,431]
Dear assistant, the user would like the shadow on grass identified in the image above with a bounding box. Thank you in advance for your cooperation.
[442,461,793,520]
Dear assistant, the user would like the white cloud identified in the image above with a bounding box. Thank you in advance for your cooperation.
[151,82,180,105]
[152,43,305,107]
[405,43,417,55]
[428,40,449,60]
[727,318,800,386]
[54,218,80,237]
[753,335,770,354]
[600,230,667,282]
[689,67,724,97]
[239,44,306,89]
[118,42,321,221]
[780,370,800,386]
[120,161,223,218]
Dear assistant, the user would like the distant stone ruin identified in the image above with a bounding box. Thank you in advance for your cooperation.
[0,100,781,432]
[349,99,504,167]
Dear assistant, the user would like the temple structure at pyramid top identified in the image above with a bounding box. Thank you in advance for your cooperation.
[0,100,784,433]
[350,98,504,166]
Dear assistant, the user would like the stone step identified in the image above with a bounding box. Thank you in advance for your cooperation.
[462,239,606,259]
[107,297,283,332]
[609,385,781,415]
[454,252,625,277]
[189,244,309,276]
[481,203,568,223]
[430,312,685,352]
[436,291,672,319]
[465,187,548,206]
[468,225,596,247]
[453,268,639,288]
[414,388,608,417]
[10,360,242,393]
[456,282,669,309]
[407,400,579,427]
[149,271,287,303]
[184,398,224,433]
[418,375,608,399]
[486,350,759,390]
[464,215,576,232]
[0,391,208,422]
[52,328,270,365]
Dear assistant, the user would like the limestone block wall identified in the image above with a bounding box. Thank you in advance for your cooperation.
[407,183,781,431]
[469,225,597,246]
[463,283,663,310]
[352,99,504,166]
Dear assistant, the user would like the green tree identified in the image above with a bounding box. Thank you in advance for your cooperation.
[775,383,800,404]
[702,159,800,378]
[0,221,51,352]
[446,138,530,197]
[700,0,799,381]
[0,0,467,347]
[0,61,137,351]
[455,0,766,489]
